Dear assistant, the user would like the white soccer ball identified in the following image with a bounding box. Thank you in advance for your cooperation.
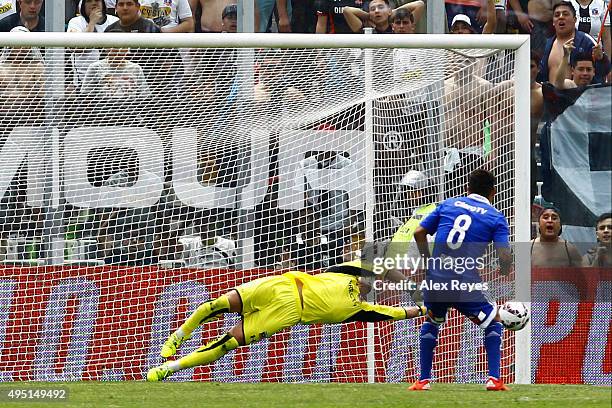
[498,301,530,331]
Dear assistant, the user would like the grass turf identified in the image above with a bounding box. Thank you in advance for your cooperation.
[0,383,610,408]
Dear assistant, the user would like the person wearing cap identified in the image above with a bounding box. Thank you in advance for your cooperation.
[530,206,584,267]
[381,170,437,283]
[445,0,490,34]
[139,0,194,32]
[191,0,243,33]
[0,25,45,127]
[0,0,44,32]
[343,0,424,34]
[449,0,496,34]
[221,3,236,32]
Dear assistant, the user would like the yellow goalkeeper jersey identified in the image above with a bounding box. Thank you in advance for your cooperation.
[282,270,407,324]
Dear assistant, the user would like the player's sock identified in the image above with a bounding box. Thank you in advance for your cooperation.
[176,333,240,370]
[178,295,231,336]
[484,321,503,379]
[419,321,439,381]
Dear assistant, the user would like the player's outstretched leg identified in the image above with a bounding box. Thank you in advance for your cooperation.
[161,291,238,358]
[484,321,508,391]
[148,322,244,382]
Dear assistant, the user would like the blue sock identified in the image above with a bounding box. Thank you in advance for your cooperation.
[419,321,439,381]
[484,322,503,379]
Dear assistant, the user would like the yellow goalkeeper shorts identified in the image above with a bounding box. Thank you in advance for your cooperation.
[235,275,302,345]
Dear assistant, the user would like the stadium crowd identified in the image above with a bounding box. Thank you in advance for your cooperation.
[0,0,610,269]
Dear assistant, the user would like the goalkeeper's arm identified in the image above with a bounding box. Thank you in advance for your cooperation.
[342,302,427,323]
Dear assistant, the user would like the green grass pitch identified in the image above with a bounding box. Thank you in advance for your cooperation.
[0,383,610,408]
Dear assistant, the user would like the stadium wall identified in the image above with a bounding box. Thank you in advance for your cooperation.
[0,266,609,384]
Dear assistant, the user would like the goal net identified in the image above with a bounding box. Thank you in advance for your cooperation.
[0,33,530,382]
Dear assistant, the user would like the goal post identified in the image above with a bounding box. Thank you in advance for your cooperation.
[0,32,530,383]
[512,37,532,385]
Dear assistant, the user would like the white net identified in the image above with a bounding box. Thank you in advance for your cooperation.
[0,35,523,382]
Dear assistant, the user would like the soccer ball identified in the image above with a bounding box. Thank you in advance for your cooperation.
[498,301,530,331]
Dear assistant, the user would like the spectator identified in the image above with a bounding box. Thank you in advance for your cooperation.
[258,0,291,32]
[75,0,116,14]
[530,51,544,134]
[104,0,117,15]
[139,0,194,32]
[390,7,417,34]
[492,0,506,33]
[389,7,443,107]
[80,46,151,98]
[0,27,45,126]
[221,3,236,32]
[274,246,294,270]
[197,236,237,269]
[445,0,488,33]
[315,0,365,34]
[302,152,354,265]
[64,0,80,23]
[383,170,436,283]
[67,0,120,89]
[553,43,597,88]
[0,146,47,249]
[530,207,583,267]
[292,0,317,33]
[443,57,495,197]
[530,50,543,200]
[189,0,236,32]
[506,0,533,36]
[389,169,434,228]
[538,1,610,84]
[570,0,610,59]
[96,172,159,266]
[254,50,304,104]
[105,0,186,98]
[153,218,185,263]
[105,0,161,32]
[343,0,424,34]
[288,208,326,271]
[449,0,496,34]
[526,0,555,55]
[0,0,44,32]
[583,212,612,267]
[0,0,16,21]
[68,1,119,33]
[98,208,156,265]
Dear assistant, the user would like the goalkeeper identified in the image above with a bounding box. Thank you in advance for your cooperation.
[147,262,426,381]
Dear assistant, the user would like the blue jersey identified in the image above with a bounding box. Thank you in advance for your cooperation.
[419,194,509,281]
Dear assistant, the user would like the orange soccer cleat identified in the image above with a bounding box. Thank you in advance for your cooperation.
[408,379,431,391]
[486,377,510,391]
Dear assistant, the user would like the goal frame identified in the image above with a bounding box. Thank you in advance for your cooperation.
[0,32,532,384]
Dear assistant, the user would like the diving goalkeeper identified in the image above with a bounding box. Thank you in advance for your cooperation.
[147,261,426,381]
